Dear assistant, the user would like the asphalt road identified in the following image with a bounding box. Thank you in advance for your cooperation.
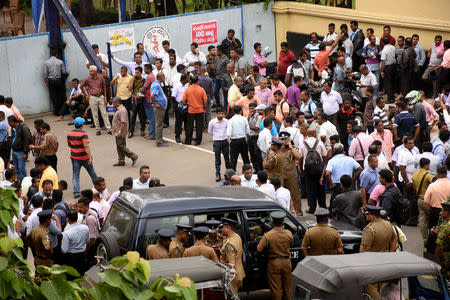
[23,112,425,297]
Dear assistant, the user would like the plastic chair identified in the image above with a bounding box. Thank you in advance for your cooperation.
[2,0,20,23]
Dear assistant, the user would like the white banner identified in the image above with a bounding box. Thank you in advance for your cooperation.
[108,27,135,52]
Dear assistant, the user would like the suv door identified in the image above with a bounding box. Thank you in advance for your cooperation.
[241,209,305,291]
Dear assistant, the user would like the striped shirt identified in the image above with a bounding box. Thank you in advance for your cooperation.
[373,106,389,127]
[305,41,322,63]
[142,73,156,103]
[67,129,89,160]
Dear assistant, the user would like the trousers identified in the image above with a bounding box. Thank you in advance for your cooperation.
[213,140,231,176]
[267,259,292,300]
[89,95,111,130]
[230,138,250,171]
[383,64,396,102]
[129,99,147,133]
[143,102,156,139]
[304,174,326,212]
[284,176,302,215]
[48,78,66,115]
[154,106,166,143]
[185,113,204,144]
[418,198,430,244]
[115,136,137,162]
[247,135,263,172]
[71,158,97,195]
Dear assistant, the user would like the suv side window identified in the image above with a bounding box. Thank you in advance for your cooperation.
[102,206,136,248]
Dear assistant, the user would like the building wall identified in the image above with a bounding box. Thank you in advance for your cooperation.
[273,1,450,57]
[0,3,275,115]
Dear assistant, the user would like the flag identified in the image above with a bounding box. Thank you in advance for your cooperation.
[32,0,45,33]
[118,0,126,22]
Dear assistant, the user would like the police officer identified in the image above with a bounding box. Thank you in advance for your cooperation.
[435,201,450,280]
[219,218,245,292]
[183,226,219,262]
[204,219,224,258]
[301,208,344,256]
[28,209,53,267]
[169,224,192,258]
[360,205,398,300]
[146,229,173,260]
[257,211,293,300]
[264,137,285,183]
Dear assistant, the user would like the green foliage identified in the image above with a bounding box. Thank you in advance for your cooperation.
[0,187,197,299]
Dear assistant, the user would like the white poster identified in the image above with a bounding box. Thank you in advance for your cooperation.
[108,27,135,52]
[142,27,170,56]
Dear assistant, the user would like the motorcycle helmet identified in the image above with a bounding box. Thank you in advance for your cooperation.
[405,90,420,105]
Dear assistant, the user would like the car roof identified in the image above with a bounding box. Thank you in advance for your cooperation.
[292,252,441,297]
[115,186,280,217]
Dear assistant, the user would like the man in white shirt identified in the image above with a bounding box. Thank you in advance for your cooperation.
[363,28,379,47]
[85,44,109,69]
[257,118,273,161]
[93,192,110,219]
[320,81,342,126]
[164,55,179,87]
[380,38,397,103]
[323,23,339,55]
[157,41,182,66]
[152,58,166,78]
[208,108,231,182]
[359,64,377,96]
[183,42,207,72]
[26,195,43,235]
[240,164,258,189]
[317,113,338,149]
[112,53,147,75]
[256,170,275,198]
[92,177,110,202]
[414,142,441,175]
[172,74,189,144]
[271,177,291,211]
[133,165,151,189]
[280,116,301,148]
[227,105,250,171]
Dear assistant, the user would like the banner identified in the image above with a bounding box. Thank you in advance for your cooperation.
[108,28,135,52]
[191,20,218,46]
[142,27,170,56]
[32,0,45,33]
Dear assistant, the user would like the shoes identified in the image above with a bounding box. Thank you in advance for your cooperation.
[163,124,169,128]
[131,156,138,167]
[90,124,96,128]
[156,142,162,147]
[175,137,182,143]
[113,162,125,167]
[128,132,134,138]
[162,139,168,144]
[183,141,191,145]
[107,129,112,135]
[74,193,81,199]
[306,209,315,214]
[194,142,201,146]
[215,175,221,182]
[140,130,145,137]
[96,130,101,136]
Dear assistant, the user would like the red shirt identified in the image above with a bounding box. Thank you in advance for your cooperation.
[380,35,396,49]
[67,129,89,161]
[278,49,296,76]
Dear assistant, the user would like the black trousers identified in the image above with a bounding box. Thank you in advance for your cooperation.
[66,252,87,275]
[400,70,412,96]
[400,182,418,221]
[247,135,263,172]
[45,155,58,172]
[163,97,173,126]
[230,138,250,171]
[48,78,66,115]
[384,64,396,102]
[129,100,147,133]
[330,183,342,209]
[213,140,231,176]
[185,113,204,144]
[122,98,132,121]
[175,106,187,139]
[304,174,326,212]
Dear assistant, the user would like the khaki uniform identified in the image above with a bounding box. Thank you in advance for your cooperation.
[264,150,285,185]
[30,225,53,267]
[257,227,293,300]
[301,224,343,256]
[436,219,450,280]
[360,219,397,300]
[205,234,224,258]
[220,232,245,291]
[146,243,169,260]
[183,241,219,262]
[281,148,302,215]
[169,237,185,258]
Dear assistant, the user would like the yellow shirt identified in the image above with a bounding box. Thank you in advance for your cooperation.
[116,74,133,100]
[227,84,243,107]
[39,166,58,191]
[411,168,434,199]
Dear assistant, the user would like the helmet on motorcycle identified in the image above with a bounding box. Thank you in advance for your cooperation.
[405,90,420,105]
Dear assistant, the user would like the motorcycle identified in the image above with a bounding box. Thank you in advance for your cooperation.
[342,72,365,126]
[262,47,277,77]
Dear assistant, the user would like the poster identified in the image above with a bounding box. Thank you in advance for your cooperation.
[142,27,171,56]
[191,20,218,46]
[108,27,135,52]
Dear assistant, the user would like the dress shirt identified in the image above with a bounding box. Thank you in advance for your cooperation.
[299,99,317,114]
[415,152,440,175]
[80,75,105,96]
[359,71,377,96]
[152,67,166,79]
[164,65,178,86]
[370,130,394,162]
[208,117,228,141]
[397,147,417,182]
[305,41,322,62]
[133,178,150,189]
[274,187,291,210]
[332,64,346,92]
[134,51,156,63]
[82,209,100,239]
[429,43,444,66]
[248,113,263,136]
[44,56,65,79]
[112,57,145,75]
[151,80,167,109]
[227,115,250,139]
[286,84,301,107]
[359,166,380,194]
[26,208,42,235]
[320,90,342,115]
[183,51,207,72]
[89,201,104,220]
[442,49,450,68]
[227,85,243,107]
[422,100,439,122]
[392,145,420,163]
[318,121,338,149]
[299,137,327,168]
[61,223,90,253]
[235,96,261,117]
[171,82,189,103]
[240,174,258,189]
[39,166,58,191]
[86,52,108,65]
[255,86,273,107]
[413,44,426,66]
[324,32,338,54]
[157,50,182,66]
[326,154,361,184]
[271,82,287,101]
[257,128,272,153]
[253,52,267,76]
[280,126,302,148]
[363,151,389,170]
[424,178,450,208]
[432,140,447,165]
[348,133,374,161]
[380,44,396,66]
[258,183,275,198]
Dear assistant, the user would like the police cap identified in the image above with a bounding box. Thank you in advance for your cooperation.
[175,224,193,232]
[278,131,291,139]
[314,207,329,216]
[220,217,237,227]
[271,211,286,220]
[37,209,53,219]
[157,229,174,239]
[192,226,210,234]
[271,137,283,145]
[366,205,383,213]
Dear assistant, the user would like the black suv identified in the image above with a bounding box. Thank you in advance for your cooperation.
[96,186,362,292]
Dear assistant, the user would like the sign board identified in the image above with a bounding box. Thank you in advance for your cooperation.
[108,27,135,52]
[143,27,171,56]
[191,20,218,46]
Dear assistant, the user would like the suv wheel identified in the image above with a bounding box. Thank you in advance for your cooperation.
[96,232,121,261]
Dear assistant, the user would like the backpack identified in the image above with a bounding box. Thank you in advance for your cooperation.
[303,140,323,176]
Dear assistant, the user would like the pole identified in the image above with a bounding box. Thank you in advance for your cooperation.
[107,42,113,80]
[164,0,167,16]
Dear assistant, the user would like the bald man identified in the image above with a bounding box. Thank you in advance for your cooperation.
[230,175,242,186]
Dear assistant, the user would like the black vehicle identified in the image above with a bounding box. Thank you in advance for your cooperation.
[96,186,362,292]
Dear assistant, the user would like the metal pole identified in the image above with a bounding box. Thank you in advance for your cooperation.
[107,42,113,80]
[164,0,167,16]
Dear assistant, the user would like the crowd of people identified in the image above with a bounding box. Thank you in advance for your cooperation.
[1,19,450,300]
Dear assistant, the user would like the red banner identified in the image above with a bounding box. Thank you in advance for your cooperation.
[191,20,218,46]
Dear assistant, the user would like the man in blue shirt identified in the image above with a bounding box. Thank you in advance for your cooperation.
[61,209,89,275]
[432,130,449,166]
[0,111,9,166]
[326,143,363,205]
[359,154,380,210]
[151,72,168,147]
[393,101,419,147]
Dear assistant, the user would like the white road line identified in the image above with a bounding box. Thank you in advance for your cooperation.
[164,137,243,163]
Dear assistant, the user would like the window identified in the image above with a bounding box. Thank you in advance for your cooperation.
[102,206,136,248]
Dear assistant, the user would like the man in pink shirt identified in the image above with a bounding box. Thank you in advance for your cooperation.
[234,87,261,117]
[438,40,450,89]
[253,42,268,76]
[255,78,273,107]
[370,120,394,163]
[418,91,439,129]
[349,125,374,165]
[270,75,287,105]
